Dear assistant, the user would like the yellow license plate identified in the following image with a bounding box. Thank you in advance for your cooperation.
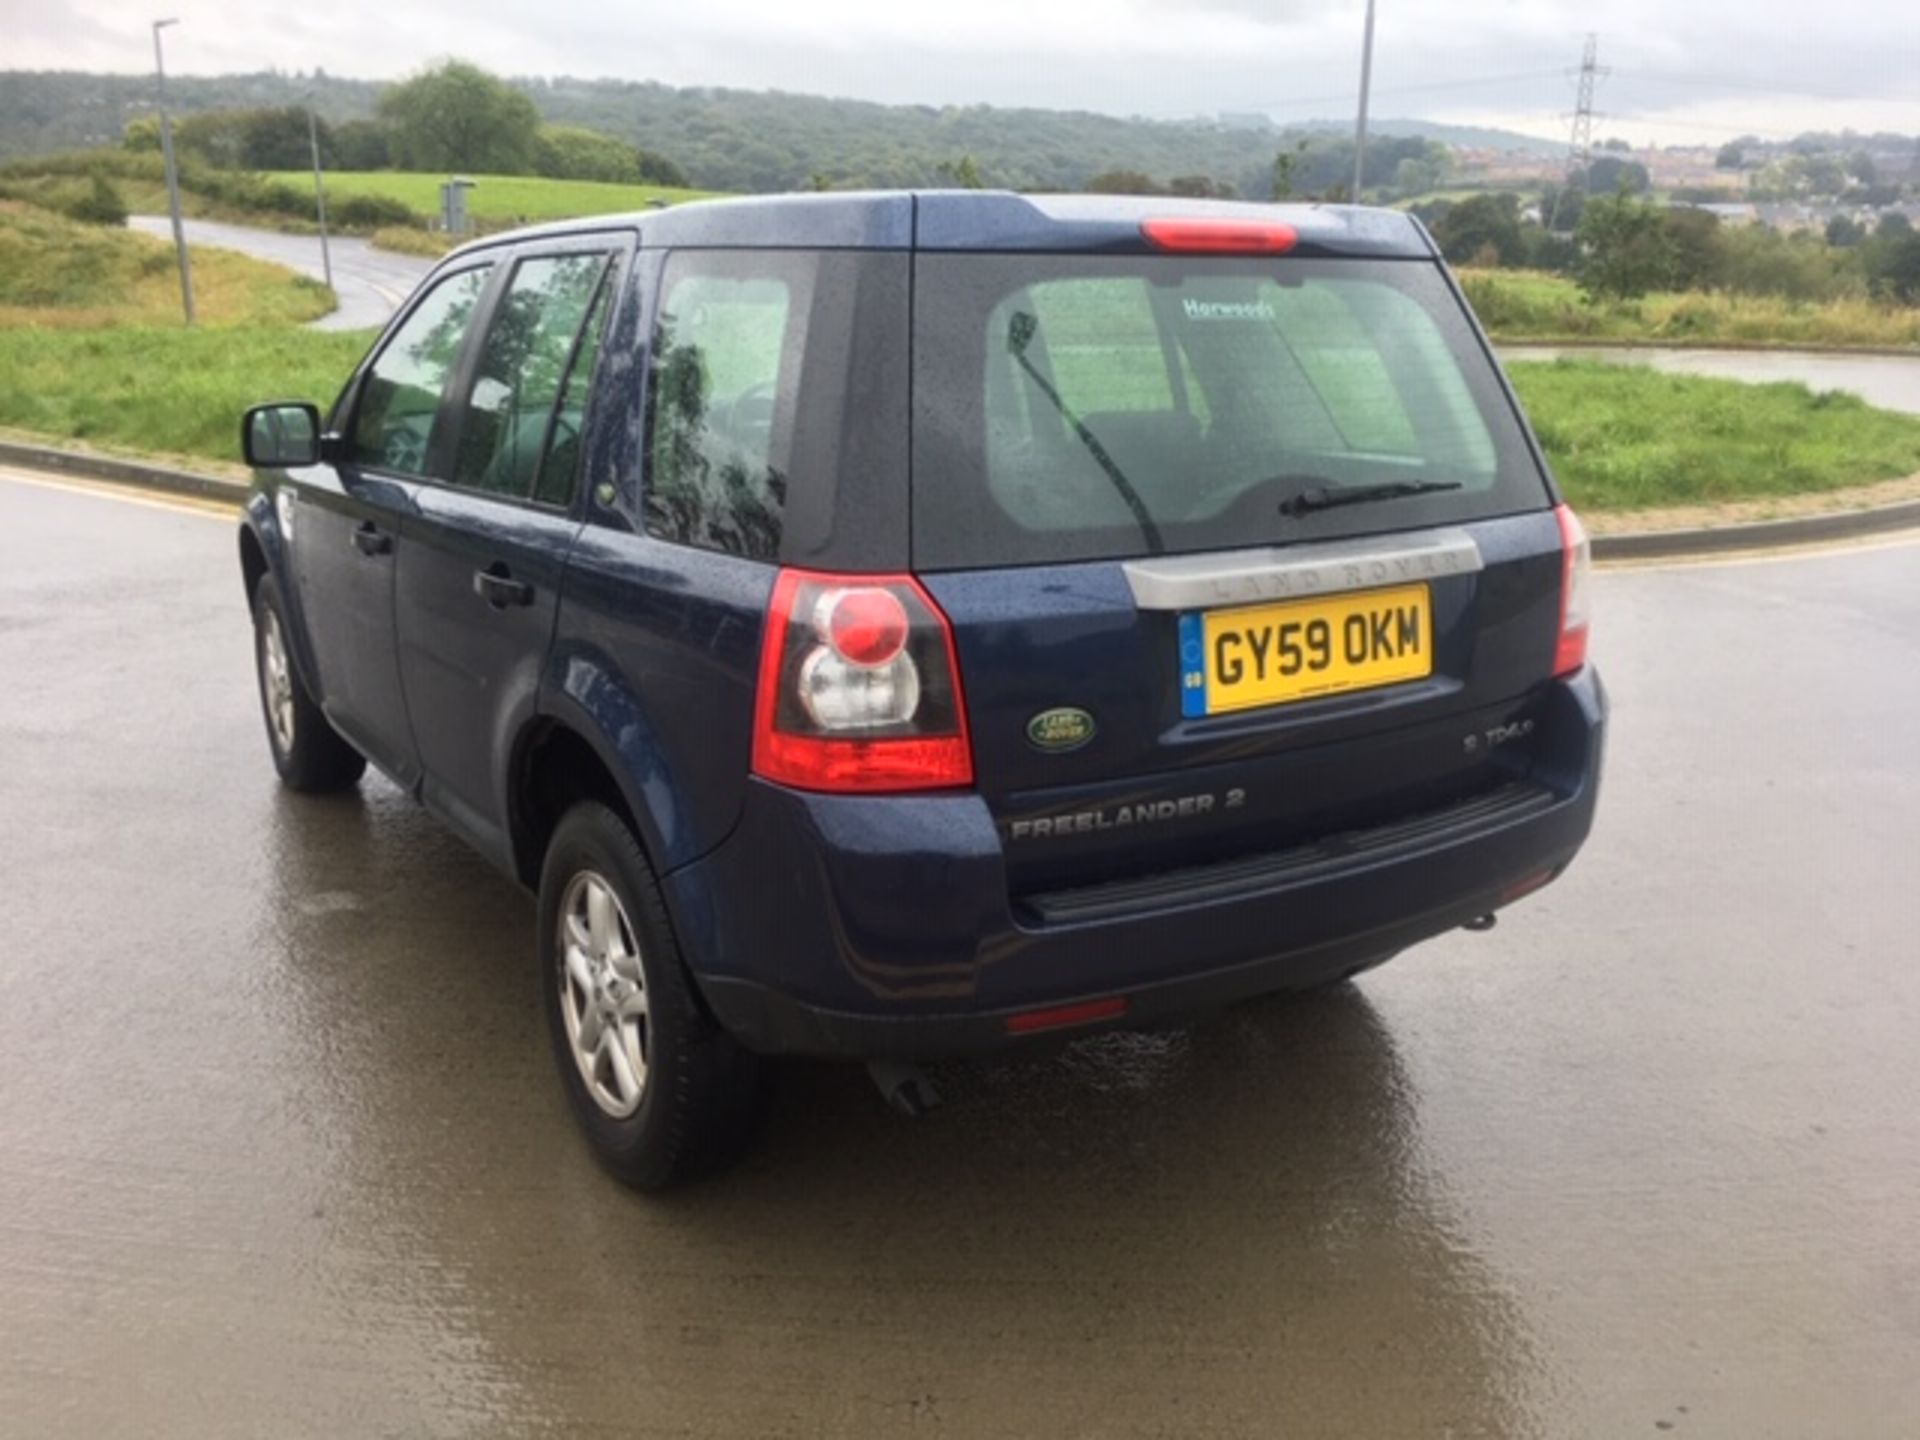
[1180,583,1433,717]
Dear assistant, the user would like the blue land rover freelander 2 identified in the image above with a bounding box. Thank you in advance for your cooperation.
[238,193,1605,1188]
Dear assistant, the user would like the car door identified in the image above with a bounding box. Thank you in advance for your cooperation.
[393,239,627,867]
[293,261,495,784]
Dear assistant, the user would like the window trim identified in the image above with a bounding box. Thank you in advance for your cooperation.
[528,254,620,512]
[434,248,617,510]
[364,230,635,518]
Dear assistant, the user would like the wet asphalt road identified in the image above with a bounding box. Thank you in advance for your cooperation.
[2,469,1918,1438]
[127,215,433,331]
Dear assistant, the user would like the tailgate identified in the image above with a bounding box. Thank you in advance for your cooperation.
[922,511,1567,897]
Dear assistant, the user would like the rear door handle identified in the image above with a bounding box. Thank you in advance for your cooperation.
[351,522,392,557]
[473,565,534,609]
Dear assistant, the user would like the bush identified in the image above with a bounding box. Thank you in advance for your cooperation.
[62,172,128,227]
[331,193,418,229]
[1430,193,1525,268]
[635,149,689,188]
[534,125,640,184]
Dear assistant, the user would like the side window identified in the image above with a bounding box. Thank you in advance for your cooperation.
[449,252,610,499]
[533,262,617,508]
[349,266,491,475]
[643,252,798,560]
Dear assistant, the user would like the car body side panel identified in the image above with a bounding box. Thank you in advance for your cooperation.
[544,526,774,873]
[396,485,581,872]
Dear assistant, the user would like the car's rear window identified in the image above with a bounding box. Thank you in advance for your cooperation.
[910,254,1549,570]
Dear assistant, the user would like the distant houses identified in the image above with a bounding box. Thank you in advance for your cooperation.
[1678,199,1920,233]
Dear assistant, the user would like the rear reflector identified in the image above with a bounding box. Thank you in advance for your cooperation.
[1141,217,1299,254]
[1553,503,1592,678]
[1004,996,1128,1036]
[1499,868,1558,906]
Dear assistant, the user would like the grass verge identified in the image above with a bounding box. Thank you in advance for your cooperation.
[0,327,372,462]
[1464,268,1920,350]
[1506,359,1920,509]
[0,201,333,328]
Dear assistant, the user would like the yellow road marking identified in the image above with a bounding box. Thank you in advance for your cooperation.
[0,465,239,522]
[1598,528,1920,572]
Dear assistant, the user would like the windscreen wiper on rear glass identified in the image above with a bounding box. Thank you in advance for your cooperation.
[1278,479,1464,518]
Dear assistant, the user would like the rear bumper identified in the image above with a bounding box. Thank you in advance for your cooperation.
[668,668,1606,1060]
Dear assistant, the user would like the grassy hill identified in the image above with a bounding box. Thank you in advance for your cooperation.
[0,199,332,327]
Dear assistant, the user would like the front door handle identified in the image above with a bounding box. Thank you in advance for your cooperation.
[473,565,534,610]
[351,522,392,557]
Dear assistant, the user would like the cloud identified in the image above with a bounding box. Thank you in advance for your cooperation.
[10,0,1918,144]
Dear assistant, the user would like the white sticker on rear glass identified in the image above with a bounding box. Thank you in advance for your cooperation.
[1181,298,1277,322]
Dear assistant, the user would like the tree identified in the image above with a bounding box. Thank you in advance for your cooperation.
[1270,140,1307,200]
[1581,156,1651,195]
[332,119,391,170]
[237,107,328,171]
[1168,174,1234,198]
[635,149,689,188]
[1084,168,1160,195]
[534,124,640,183]
[1715,143,1745,171]
[377,61,540,173]
[1826,214,1865,248]
[1430,193,1526,267]
[1576,189,1678,299]
[1542,182,1585,233]
[1660,207,1724,290]
[937,154,985,189]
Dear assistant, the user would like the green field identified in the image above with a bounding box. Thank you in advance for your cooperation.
[266,170,715,224]
[1463,268,1920,350]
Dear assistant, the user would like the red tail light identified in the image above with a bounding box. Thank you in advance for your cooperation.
[1142,217,1299,254]
[752,568,973,793]
[1553,503,1592,678]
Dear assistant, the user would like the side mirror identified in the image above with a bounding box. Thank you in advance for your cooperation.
[242,402,322,469]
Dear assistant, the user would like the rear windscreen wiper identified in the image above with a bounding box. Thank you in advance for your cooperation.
[1006,311,1165,554]
[1278,479,1463,518]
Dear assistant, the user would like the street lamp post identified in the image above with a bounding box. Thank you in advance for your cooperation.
[151,18,194,325]
[1351,0,1377,202]
[307,103,334,294]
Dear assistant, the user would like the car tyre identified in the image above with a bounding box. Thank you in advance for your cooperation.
[251,575,366,794]
[538,802,764,1191]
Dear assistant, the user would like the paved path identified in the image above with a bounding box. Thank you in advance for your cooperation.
[3,465,1919,1436]
[128,214,433,331]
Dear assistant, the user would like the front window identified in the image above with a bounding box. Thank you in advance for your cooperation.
[348,265,491,476]
[911,255,1546,569]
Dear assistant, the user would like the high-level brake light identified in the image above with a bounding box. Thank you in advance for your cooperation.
[1141,218,1299,254]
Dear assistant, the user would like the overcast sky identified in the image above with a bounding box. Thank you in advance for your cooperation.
[10,0,1919,146]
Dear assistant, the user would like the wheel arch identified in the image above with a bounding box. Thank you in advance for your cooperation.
[507,715,653,893]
